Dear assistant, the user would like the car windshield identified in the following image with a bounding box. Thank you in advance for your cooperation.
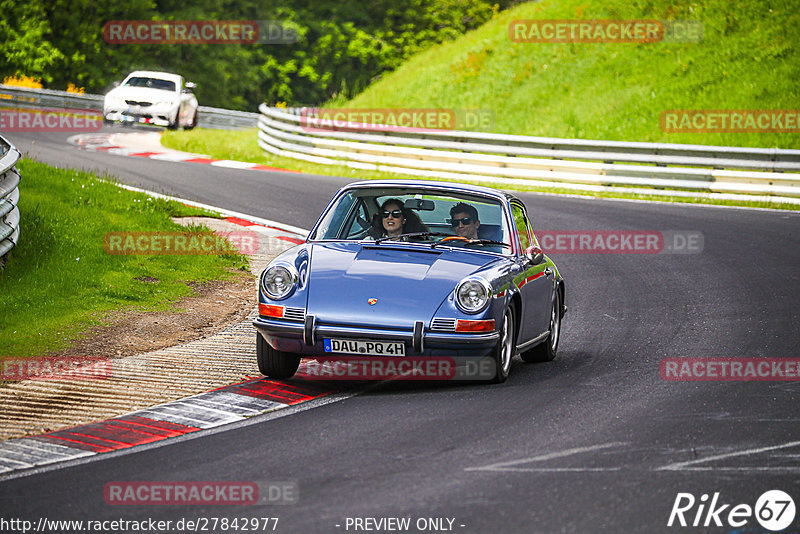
[311,187,512,253]
[123,77,176,92]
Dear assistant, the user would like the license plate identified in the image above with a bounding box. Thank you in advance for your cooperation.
[324,338,405,357]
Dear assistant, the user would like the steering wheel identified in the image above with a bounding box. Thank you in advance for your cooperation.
[438,236,471,244]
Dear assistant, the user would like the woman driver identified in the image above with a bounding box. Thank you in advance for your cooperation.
[368,198,428,239]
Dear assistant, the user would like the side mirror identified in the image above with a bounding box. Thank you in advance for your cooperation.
[184,82,196,92]
[524,245,544,265]
[112,81,120,87]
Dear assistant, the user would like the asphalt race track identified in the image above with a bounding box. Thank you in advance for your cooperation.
[2,127,800,533]
[7,127,344,229]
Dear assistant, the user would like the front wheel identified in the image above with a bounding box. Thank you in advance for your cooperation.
[185,110,198,130]
[167,111,179,130]
[256,333,300,379]
[490,308,515,383]
[521,290,562,363]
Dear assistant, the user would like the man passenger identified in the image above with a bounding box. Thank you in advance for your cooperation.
[449,202,480,240]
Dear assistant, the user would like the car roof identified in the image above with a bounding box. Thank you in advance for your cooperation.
[342,179,520,204]
[123,71,183,83]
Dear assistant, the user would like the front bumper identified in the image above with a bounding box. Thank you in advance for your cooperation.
[104,109,173,127]
[252,316,499,357]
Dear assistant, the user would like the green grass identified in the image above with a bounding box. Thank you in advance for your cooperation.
[342,0,800,149]
[162,0,799,211]
[0,159,249,358]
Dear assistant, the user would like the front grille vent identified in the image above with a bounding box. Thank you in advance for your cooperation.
[431,318,456,331]
[125,100,153,107]
[283,307,305,322]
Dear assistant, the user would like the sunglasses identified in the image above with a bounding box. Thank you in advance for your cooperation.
[382,209,403,219]
[449,217,473,227]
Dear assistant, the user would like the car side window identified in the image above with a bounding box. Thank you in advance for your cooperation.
[511,204,532,251]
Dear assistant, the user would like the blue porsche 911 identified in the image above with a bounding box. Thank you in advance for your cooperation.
[253,180,565,383]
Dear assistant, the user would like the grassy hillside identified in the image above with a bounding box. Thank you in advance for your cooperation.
[340,0,799,148]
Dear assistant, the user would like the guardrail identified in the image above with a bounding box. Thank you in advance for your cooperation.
[257,105,800,200]
[0,85,259,130]
[0,135,21,266]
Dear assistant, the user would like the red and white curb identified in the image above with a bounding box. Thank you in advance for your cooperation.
[220,216,305,246]
[116,181,309,244]
[0,364,339,475]
[0,184,321,477]
[67,132,299,174]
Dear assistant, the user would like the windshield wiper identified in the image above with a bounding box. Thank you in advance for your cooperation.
[464,239,509,248]
[374,231,451,244]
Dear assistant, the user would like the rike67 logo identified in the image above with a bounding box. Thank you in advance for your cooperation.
[668,490,796,531]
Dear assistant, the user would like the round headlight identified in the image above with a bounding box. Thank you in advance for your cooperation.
[455,277,492,314]
[262,264,298,300]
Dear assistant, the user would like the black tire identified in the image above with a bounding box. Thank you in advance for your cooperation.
[185,110,198,130]
[256,333,300,379]
[521,290,562,363]
[167,110,179,130]
[490,308,515,383]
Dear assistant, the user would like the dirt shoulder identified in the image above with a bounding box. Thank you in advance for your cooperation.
[0,217,299,440]
[52,273,256,362]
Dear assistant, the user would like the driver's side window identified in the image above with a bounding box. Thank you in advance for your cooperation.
[342,199,372,239]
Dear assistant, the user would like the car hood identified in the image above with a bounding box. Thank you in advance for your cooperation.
[305,242,495,328]
[106,87,177,103]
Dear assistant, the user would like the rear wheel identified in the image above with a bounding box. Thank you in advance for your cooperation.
[256,333,300,379]
[490,308,515,383]
[521,290,562,363]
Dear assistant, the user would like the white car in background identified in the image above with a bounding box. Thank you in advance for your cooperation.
[103,71,198,129]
